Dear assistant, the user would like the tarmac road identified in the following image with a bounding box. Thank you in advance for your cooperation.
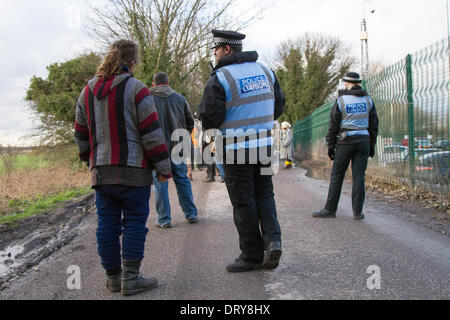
[0,165,449,300]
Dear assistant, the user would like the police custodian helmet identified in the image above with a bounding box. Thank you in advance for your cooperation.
[211,29,246,49]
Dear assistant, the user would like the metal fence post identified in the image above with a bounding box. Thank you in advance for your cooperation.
[406,54,415,188]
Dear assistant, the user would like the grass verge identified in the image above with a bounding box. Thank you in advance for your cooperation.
[0,187,92,225]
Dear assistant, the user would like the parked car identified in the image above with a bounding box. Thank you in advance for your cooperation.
[415,138,433,150]
[403,148,441,162]
[381,146,408,166]
[416,151,450,185]
[436,140,450,151]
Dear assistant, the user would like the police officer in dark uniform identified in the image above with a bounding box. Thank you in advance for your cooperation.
[199,30,285,272]
[314,72,379,220]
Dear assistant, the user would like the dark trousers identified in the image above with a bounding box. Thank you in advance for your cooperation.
[95,185,151,272]
[206,159,216,180]
[224,163,282,263]
[325,143,370,214]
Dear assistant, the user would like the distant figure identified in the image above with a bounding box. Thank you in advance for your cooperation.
[150,72,198,229]
[192,112,202,171]
[313,72,379,220]
[272,121,281,155]
[211,137,225,183]
[280,122,294,169]
[202,130,216,182]
[74,40,172,296]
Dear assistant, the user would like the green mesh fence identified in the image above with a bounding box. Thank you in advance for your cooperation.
[293,37,450,193]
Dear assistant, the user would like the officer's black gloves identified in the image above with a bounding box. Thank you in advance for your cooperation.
[328,148,335,161]
[370,145,375,159]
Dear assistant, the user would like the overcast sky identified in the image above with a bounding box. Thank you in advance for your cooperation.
[1,0,448,146]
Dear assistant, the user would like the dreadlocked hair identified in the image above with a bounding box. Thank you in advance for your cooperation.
[97,40,139,78]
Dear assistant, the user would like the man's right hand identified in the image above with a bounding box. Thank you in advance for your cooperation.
[157,174,168,183]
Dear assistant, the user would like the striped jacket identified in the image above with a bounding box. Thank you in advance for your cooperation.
[75,72,172,186]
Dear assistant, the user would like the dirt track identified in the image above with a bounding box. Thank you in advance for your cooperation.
[0,166,449,300]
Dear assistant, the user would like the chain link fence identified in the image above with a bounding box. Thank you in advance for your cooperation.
[293,37,450,194]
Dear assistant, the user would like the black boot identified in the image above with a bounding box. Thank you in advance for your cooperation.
[312,209,336,218]
[353,213,365,220]
[226,258,263,273]
[106,269,122,293]
[121,260,158,296]
[263,242,282,270]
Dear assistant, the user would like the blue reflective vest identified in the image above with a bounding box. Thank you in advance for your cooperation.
[216,62,275,151]
[337,95,373,136]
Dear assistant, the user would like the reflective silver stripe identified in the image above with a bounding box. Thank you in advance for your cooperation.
[220,68,240,109]
[365,96,372,111]
[223,130,272,145]
[220,66,275,110]
[339,97,345,112]
[228,93,275,109]
[347,113,370,120]
[343,125,368,130]
[220,114,274,130]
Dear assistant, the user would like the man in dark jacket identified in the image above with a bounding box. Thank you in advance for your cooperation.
[314,72,379,220]
[199,30,285,272]
[151,72,198,228]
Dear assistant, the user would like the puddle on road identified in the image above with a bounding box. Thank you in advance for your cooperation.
[0,245,25,277]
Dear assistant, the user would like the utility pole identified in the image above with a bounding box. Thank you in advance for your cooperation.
[446,0,450,141]
[361,0,375,79]
[361,19,369,78]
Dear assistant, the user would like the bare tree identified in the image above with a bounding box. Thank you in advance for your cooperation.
[85,0,265,107]
[369,57,388,76]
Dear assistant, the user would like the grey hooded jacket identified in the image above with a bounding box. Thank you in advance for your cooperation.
[150,85,195,151]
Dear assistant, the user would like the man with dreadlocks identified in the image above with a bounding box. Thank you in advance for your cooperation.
[75,39,172,296]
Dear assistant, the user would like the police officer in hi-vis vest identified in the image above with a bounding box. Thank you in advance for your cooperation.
[199,30,285,272]
[314,72,379,220]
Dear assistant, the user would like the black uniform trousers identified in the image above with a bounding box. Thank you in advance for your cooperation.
[324,142,370,215]
[224,163,282,263]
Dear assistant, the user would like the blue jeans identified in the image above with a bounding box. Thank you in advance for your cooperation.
[153,161,198,226]
[95,185,151,272]
[215,154,225,179]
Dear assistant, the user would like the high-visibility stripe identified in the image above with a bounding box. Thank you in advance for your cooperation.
[220,114,274,130]
[223,130,272,146]
[225,137,274,151]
